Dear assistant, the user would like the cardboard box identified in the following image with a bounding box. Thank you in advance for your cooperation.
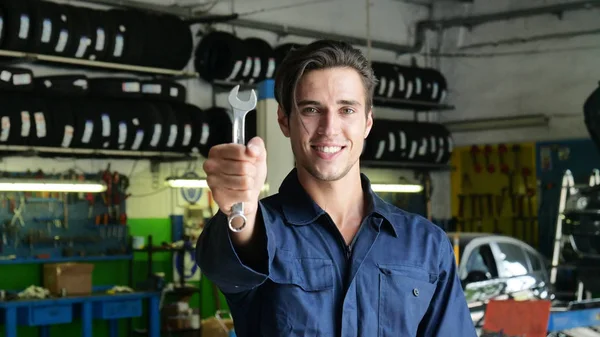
[201,316,235,337]
[43,263,94,296]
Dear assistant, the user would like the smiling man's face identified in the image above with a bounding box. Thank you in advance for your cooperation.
[278,66,373,182]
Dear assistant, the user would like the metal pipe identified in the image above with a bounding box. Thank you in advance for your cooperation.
[229,18,406,52]
[421,0,600,29]
[74,0,193,16]
[460,27,600,49]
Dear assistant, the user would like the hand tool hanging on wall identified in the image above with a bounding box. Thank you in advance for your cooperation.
[512,144,522,174]
[61,172,69,229]
[497,144,509,174]
[87,192,95,219]
[477,194,485,232]
[507,170,516,214]
[494,190,506,234]
[101,165,113,226]
[468,194,476,232]
[10,194,25,227]
[484,145,495,173]
[527,192,535,245]
[112,172,122,224]
[470,145,482,173]
[518,195,526,242]
[458,194,466,220]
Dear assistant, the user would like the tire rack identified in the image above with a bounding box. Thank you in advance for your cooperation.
[0,49,198,79]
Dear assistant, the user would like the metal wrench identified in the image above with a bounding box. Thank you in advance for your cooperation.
[227,85,257,232]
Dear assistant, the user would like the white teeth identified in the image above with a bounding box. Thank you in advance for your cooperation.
[316,146,342,153]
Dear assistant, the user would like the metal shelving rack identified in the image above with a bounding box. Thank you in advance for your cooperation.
[0,49,199,79]
[0,145,202,163]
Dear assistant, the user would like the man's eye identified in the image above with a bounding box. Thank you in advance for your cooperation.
[303,107,318,114]
[342,108,355,114]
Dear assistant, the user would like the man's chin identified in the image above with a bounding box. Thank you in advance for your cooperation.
[307,166,348,182]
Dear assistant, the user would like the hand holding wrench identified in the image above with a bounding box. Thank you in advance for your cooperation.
[227,85,257,232]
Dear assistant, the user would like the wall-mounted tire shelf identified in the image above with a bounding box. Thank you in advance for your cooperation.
[0,69,245,162]
[0,0,197,78]
[361,118,454,169]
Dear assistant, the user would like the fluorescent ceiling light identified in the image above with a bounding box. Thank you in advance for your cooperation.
[166,178,271,192]
[444,114,549,133]
[166,178,209,189]
[0,179,107,193]
[371,183,423,193]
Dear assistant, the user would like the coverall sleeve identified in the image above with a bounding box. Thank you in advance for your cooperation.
[417,236,478,337]
[195,201,277,294]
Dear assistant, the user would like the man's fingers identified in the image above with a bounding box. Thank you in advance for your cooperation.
[207,174,256,191]
[209,144,253,161]
[203,158,257,177]
[246,137,266,159]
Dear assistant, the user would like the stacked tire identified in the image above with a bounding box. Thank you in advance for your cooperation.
[0,67,251,159]
[362,119,453,165]
[371,61,448,110]
[194,30,306,83]
[584,82,600,154]
[0,0,193,70]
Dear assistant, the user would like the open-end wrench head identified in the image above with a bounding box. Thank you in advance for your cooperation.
[228,85,257,111]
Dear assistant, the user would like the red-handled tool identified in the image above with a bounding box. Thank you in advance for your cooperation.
[470,145,482,173]
[497,144,509,173]
[484,145,495,173]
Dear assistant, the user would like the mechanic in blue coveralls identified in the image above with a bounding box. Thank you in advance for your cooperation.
[196,39,477,337]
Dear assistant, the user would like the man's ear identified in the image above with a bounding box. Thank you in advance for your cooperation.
[277,106,291,138]
[364,108,374,139]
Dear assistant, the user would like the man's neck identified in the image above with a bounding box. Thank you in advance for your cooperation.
[297,165,366,229]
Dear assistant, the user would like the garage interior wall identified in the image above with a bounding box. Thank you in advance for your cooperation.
[435,0,599,145]
[0,0,449,333]
[422,0,600,228]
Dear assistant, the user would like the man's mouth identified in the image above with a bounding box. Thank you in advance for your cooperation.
[312,146,345,154]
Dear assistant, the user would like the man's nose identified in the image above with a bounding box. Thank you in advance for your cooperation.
[317,110,340,135]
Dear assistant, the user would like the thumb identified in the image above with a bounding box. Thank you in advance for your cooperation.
[246,136,266,159]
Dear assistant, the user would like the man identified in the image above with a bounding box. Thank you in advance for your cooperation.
[196,39,476,337]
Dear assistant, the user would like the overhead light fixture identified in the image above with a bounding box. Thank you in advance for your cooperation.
[444,114,549,133]
[165,177,271,192]
[371,183,423,193]
[166,177,209,189]
[0,179,107,193]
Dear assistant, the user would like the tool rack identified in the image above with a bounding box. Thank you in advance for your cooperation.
[0,169,167,336]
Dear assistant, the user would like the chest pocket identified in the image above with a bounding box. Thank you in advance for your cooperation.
[263,249,335,336]
[378,263,438,337]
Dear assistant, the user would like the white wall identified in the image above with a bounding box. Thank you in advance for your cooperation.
[6,0,442,219]
[434,0,600,146]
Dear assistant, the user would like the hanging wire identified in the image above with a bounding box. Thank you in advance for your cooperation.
[366,0,372,63]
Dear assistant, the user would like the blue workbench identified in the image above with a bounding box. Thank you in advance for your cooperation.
[0,292,160,337]
[548,306,600,332]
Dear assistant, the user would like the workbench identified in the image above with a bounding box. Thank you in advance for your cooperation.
[0,291,160,337]
[548,303,600,332]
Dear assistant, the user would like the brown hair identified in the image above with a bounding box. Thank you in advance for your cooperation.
[274,39,377,117]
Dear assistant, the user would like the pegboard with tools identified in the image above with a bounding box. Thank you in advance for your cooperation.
[450,142,539,248]
[0,166,131,262]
